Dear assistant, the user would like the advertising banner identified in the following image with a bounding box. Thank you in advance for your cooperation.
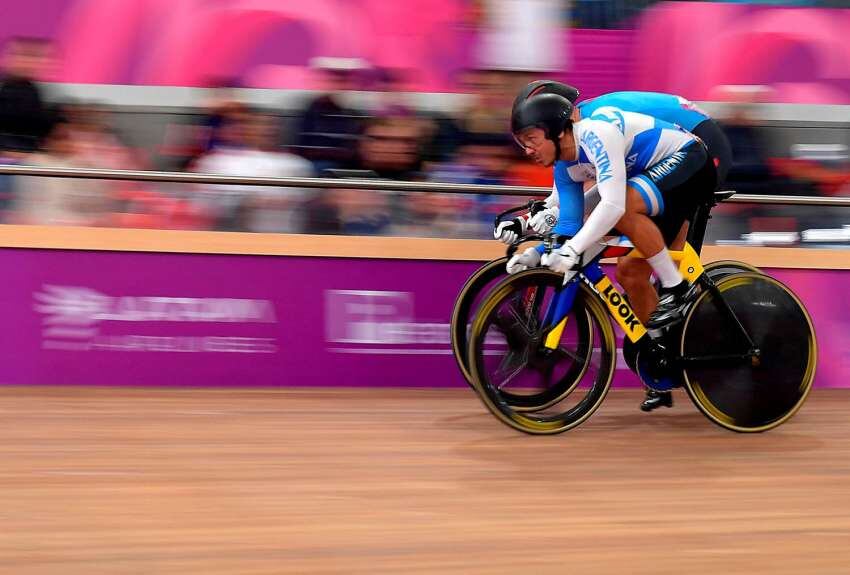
[1,248,846,388]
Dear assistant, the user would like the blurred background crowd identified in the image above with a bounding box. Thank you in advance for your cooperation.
[0,0,848,245]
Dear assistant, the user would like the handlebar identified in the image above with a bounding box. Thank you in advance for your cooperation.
[505,233,573,258]
[493,199,547,229]
[495,200,548,259]
[506,234,543,258]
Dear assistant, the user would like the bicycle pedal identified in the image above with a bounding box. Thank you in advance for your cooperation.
[636,350,676,392]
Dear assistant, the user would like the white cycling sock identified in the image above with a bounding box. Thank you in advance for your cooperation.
[646,248,683,289]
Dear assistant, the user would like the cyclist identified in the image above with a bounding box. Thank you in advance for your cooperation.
[496,84,730,243]
[503,81,718,411]
[496,82,731,411]
[579,90,731,411]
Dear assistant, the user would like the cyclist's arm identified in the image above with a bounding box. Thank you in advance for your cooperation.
[535,170,584,255]
[539,176,594,210]
[527,163,597,216]
[567,121,627,255]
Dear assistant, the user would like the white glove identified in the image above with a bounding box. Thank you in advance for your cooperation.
[528,206,559,234]
[494,217,527,245]
[506,247,541,274]
[541,243,581,274]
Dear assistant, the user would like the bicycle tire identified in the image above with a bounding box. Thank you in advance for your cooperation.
[467,269,617,434]
[680,272,817,432]
[452,259,594,411]
[704,260,761,280]
[450,257,509,383]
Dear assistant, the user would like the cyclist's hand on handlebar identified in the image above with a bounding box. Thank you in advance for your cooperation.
[506,247,541,274]
[527,206,559,235]
[541,243,580,274]
[494,217,527,245]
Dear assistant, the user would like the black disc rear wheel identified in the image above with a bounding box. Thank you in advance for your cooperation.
[680,272,816,432]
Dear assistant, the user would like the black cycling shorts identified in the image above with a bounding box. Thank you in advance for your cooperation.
[691,118,732,187]
[628,141,718,245]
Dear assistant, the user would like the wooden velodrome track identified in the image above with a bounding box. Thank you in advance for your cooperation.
[1,229,848,573]
[1,386,848,574]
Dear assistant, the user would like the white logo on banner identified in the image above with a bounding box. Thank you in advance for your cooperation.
[324,289,453,355]
[34,285,278,354]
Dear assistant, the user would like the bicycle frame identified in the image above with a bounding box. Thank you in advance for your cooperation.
[489,189,757,369]
[538,240,720,343]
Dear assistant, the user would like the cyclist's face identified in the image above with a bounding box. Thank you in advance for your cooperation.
[514,127,556,167]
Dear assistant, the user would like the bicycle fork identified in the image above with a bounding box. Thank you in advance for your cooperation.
[541,280,579,349]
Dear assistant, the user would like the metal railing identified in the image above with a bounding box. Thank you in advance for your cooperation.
[1,164,850,207]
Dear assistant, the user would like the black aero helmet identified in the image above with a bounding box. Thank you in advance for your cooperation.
[511,92,574,140]
[511,81,579,162]
[512,80,577,141]
[513,80,580,109]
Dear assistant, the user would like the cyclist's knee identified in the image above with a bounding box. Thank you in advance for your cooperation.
[616,258,651,289]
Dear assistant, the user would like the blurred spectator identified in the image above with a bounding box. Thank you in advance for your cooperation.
[387,188,475,238]
[352,115,468,238]
[355,115,423,180]
[456,132,515,186]
[291,57,369,172]
[191,105,315,233]
[0,37,55,153]
[65,103,142,170]
[426,131,518,235]
[157,78,244,171]
[11,118,114,226]
[66,100,212,230]
[326,183,393,236]
[315,115,425,235]
[110,186,212,231]
[460,132,520,229]
[370,66,457,165]
[457,68,515,138]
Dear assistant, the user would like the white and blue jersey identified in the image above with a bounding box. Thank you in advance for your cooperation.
[578,91,710,132]
[541,107,700,256]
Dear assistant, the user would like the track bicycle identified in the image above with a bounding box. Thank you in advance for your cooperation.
[451,193,761,409]
[460,195,816,434]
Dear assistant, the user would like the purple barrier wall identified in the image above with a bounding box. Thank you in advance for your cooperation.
[1,248,846,388]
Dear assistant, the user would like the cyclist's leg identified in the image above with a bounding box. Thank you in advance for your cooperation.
[614,187,668,266]
[626,222,690,412]
[613,182,692,322]
[631,143,716,327]
[616,222,689,324]
[616,257,653,323]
